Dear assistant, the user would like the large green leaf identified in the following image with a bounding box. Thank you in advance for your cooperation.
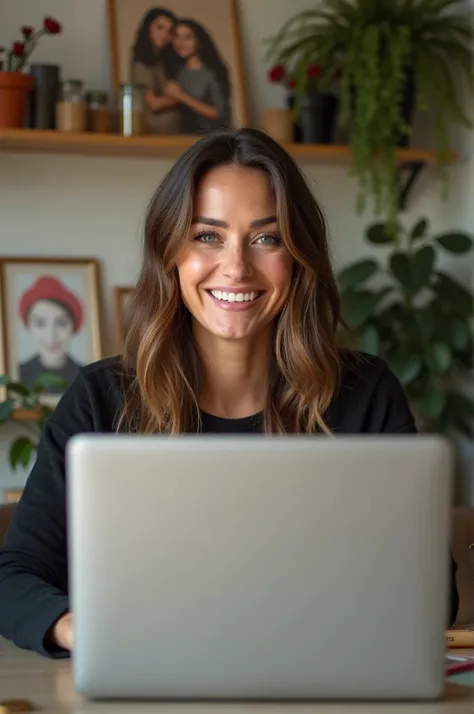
[360,324,380,355]
[340,290,381,329]
[338,259,379,291]
[389,252,412,290]
[9,437,36,470]
[390,353,422,386]
[0,400,14,421]
[425,343,452,372]
[33,373,68,391]
[435,232,473,253]
[0,375,11,386]
[448,319,471,351]
[410,218,429,242]
[365,222,395,244]
[436,272,473,315]
[417,389,446,420]
[6,382,29,397]
[412,245,435,290]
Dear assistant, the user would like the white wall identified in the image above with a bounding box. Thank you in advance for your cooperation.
[0,0,473,494]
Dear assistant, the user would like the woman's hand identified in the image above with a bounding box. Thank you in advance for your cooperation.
[144,89,176,112]
[164,81,184,101]
[52,612,73,651]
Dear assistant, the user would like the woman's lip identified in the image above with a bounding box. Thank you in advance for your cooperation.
[205,291,264,311]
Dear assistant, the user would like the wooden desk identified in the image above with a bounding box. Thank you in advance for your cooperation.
[0,638,473,713]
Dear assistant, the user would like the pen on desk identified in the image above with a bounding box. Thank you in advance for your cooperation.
[445,659,474,676]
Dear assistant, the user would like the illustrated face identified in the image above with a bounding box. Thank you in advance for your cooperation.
[149,15,174,49]
[27,299,75,358]
[173,24,198,59]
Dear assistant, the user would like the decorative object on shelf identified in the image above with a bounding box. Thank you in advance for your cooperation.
[0,373,63,470]
[108,0,249,135]
[0,258,103,406]
[27,63,61,130]
[267,62,338,144]
[86,90,111,133]
[266,0,474,225]
[119,82,145,135]
[337,218,474,437]
[259,108,292,143]
[0,17,62,129]
[56,80,86,133]
[114,285,134,350]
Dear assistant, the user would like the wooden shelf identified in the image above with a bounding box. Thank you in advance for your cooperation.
[0,128,446,166]
[12,408,41,422]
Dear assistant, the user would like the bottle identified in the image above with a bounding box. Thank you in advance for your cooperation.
[56,80,86,132]
[119,83,145,136]
[86,90,110,133]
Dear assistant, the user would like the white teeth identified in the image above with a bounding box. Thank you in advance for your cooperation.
[210,290,259,303]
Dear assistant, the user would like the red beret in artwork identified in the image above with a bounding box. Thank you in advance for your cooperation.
[19,276,84,331]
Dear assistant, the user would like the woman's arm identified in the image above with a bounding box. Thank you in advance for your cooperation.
[144,89,176,113]
[164,81,218,120]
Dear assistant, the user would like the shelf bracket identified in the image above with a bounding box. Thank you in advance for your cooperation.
[398,160,425,210]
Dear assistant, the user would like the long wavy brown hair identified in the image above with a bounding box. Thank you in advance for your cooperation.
[119,128,342,434]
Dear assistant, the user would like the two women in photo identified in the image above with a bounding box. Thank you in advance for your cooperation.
[132,7,230,134]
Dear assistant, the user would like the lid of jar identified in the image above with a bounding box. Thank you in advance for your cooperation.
[120,82,146,92]
[62,79,83,90]
[86,90,109,105]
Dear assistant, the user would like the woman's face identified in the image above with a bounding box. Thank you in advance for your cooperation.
[149,15,174,49]
[173,24,197,59]
[27,299,75,361]
[177,165,293,342]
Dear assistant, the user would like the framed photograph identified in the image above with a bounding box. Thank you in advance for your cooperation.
[108,0,249,135]
[114,285,134,351]
[0,258,103,404]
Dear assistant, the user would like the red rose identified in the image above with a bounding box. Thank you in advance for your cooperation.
[288,78,297,90]
[21,26,34,38]
[44,17,62,34]
[12,42,25,56]
[307,64,322,79]
[268,64,285,83]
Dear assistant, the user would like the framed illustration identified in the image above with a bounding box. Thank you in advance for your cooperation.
[0,258,103,404]
[114,285,134,351]
[107,0,249,135]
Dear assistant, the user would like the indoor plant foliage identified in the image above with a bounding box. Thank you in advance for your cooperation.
[337,218,474,436]
[267,0,474,222]
[0,17,62,72]
[0,373,64,469]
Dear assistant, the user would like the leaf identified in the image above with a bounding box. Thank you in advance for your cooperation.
[9,437,36,470]
[360,324,380,355]
[417,390,446,420]
[0,375,11,385]
[435,232,473,254]
[390,354,422,386]
[448,320,470,351]
[6,382,29,397]
[389,252,413,291]
[33,373,68,391]
[410,218,429,242]
[425,343,452,372]
[340,290,381,329]
[412,245,435,290]
[0,400,14,421]
[436,272,473,315]
[365,222,395,244]
[338,259,379,291]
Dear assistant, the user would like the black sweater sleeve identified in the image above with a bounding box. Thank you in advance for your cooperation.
[0,372,96,657]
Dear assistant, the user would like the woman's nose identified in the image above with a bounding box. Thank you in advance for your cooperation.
[220,245,252,281]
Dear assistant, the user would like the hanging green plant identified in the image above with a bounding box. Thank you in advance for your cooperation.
[266,0,474,224]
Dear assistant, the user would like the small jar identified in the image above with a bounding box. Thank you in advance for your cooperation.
[86,90,111,133]
[56,80,86,132]
[119,83,145,136]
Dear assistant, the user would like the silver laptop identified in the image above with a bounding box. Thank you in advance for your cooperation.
[66,434,453,701]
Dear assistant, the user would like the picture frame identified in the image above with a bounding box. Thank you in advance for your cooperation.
[113,285,134,351]
[0,257,103,405]
[107,0,249,135]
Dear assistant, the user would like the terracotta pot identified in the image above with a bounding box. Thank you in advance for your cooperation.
[0,72,34,128]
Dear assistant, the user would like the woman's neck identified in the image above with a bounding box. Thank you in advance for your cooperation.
[39,352,66,370]
[186,55,203,70]
[194,324,272,419]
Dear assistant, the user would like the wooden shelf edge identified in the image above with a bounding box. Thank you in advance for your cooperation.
[12,408,42,421]
[0,128,454,165]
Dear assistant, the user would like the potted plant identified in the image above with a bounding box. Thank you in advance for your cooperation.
[266,0,474,224]
[337,218,474,437]
[0,16,61,128]
[0,373,64,470]
[267,62,339,144]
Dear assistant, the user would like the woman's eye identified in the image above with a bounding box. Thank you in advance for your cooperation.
[194,231,220,243]
[254,233,281,246]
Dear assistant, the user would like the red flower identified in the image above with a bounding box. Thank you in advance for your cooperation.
[307,64,322,79]
[21,26,34,38]
[268,64,285,83]
[44,17,62,34]
[12,42,25,56]
[288,78,297,90]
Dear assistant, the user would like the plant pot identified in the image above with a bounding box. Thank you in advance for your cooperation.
[286,94,303,143]
[300,92,338,144]
[27,64,61,130]
[0,72,34,128]
[397,71,415,148]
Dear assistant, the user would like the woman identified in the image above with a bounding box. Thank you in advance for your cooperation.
[131,7,182,134]
[18,275,84,394]
[164,19,230,134]
[0,129,459,656]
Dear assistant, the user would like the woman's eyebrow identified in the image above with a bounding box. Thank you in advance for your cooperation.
[191,215,277,229]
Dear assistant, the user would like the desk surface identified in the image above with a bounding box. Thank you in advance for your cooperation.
[1,638,473,714]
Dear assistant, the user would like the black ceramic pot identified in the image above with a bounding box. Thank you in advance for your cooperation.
[300,92,338,144]
[27,63,61,129]
[286,94,302,143]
